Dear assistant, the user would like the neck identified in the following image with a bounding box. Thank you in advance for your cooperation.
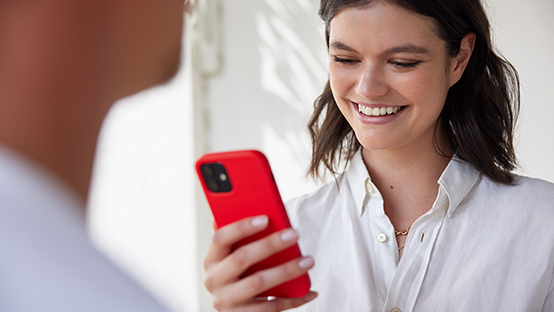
[362,136,453,229]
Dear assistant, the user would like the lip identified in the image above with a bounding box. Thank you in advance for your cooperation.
[351,101,407,125]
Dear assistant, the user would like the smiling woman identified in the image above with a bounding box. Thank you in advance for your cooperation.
[202,0,554,311]
[289,0,551,311]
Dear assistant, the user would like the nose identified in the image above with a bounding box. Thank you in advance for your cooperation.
[354,65,389,99]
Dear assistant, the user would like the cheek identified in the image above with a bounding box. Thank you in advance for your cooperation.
[399,68,450,108]
[329,64,353,99]
[328,63,340,91]
[328,67,353,119]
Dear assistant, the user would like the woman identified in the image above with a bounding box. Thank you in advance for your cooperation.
[203,0,554,311]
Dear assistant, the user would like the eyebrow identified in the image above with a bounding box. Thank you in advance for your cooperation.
[384,45,430,54]
[329,41,431,55]
[329,41,359,53]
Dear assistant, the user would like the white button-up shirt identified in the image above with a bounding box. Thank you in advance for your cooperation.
[286,152,554,312]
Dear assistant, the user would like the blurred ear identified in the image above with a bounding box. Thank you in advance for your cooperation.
[449,32,476,87]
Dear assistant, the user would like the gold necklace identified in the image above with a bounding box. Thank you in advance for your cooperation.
[395,227,410,251]
[395,227,410,236]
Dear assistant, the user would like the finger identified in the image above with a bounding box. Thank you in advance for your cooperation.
[204,215,269,271]
[207,228,301,291]
[214,255,315,309]
[228,292,318,312]
[262,291,318,312]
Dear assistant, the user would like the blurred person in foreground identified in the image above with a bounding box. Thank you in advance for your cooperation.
[0,0,185,311]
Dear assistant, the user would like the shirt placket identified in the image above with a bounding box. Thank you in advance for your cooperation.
[364,178,401,301]
[382,187,449,312]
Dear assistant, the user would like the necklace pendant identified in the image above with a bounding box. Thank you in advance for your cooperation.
[395,227,411,236]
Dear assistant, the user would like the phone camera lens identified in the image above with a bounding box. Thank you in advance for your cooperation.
[207,180,220,192]
[201,165,215,178]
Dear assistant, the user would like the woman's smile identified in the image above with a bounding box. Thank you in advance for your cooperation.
[355,102,406,117]
[349,101,408,125]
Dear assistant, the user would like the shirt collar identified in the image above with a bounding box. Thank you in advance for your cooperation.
[437,155,481,217]
[344,151,374,217]
[345,151,481,218]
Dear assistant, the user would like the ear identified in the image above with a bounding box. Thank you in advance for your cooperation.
[449,32,476,87]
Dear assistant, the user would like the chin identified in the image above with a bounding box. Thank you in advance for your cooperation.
[355,133,393,152]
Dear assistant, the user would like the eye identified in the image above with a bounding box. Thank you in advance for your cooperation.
[333,56,359,65]
[390,61,421,68]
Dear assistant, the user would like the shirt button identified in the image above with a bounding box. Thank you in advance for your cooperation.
[391,308,401,312]
[376,233,387,243]
[365,178,374,193]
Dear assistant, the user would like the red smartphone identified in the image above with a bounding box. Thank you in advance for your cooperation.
[195,150,311,298]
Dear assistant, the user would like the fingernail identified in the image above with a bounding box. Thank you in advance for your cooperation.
[280,229,298,242]
[251,215,268,228]
[304,291,318,301]
[298,256,314,269]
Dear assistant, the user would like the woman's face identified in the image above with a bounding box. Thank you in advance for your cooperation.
[328,1,461,153]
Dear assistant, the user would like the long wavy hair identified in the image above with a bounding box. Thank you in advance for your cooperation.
[308,0,520,184]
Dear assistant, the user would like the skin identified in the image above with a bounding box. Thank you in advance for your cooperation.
[0,0,183,202]
[203,1,475,310]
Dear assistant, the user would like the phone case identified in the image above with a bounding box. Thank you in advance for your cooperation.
[196,150,311,298]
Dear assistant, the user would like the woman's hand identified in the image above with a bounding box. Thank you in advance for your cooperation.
[204,215,317,312]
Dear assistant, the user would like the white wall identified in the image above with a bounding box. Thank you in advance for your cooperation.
[88,1,554,312]
[485,0,554,180]
[201,0,327,200]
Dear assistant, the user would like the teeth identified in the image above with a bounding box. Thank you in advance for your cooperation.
[358,104,401,116]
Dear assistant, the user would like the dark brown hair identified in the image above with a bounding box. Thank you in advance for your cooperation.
[308,0,520,184]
